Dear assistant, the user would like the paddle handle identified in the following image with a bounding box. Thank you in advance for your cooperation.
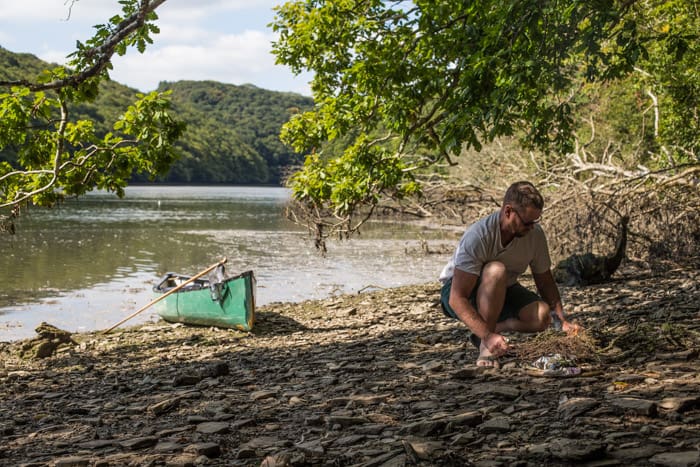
[102,257,227,334]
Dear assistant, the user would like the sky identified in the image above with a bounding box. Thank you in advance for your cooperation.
[0,0,313,96]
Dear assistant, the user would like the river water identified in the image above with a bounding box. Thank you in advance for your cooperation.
[0,186,455,341]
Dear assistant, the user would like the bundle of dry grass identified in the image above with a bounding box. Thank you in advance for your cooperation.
[514,329,600,363]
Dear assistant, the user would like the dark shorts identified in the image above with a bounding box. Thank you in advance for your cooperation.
[440,277,541,323]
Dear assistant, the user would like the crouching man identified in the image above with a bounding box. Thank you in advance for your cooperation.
[439,181,579,368]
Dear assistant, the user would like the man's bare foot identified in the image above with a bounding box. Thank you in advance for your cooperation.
[476,344,500,368]
[476,355,500,368]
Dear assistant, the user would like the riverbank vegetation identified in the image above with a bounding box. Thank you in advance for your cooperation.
[274,1,699,269]
[1,0,698,272]
[0,47,313,189]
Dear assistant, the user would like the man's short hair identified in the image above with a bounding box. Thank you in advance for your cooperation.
[504,181,544,210]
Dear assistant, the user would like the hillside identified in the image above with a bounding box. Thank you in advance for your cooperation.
[156,80,313,184]
[0,46,314,185]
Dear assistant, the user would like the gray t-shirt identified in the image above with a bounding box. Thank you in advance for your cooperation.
[439,211,551,286]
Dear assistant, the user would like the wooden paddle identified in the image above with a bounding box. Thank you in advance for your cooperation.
[102,257,227,334]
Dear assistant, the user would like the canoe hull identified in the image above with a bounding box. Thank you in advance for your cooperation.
[153,270,255,331]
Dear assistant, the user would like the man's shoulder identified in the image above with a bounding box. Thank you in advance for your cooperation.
[530,224,548,244]
[467,210,498,228]
[465,211,499,236]
[459,211,499,249]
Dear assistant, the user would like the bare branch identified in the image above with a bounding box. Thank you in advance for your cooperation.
[0,0,167,92]
[646,89,659,138]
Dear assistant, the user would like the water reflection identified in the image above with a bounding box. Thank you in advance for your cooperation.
[0,186,454,341]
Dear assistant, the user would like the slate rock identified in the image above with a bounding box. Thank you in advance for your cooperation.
[479,417,512,433]
[184,442,221,458]
[53,457,92,466]
[558,397,599,420]
[649,451,700,467]
[548,438,607,462]
[196,422,229,434]
[609,397,658,417]
[119,436,158,450]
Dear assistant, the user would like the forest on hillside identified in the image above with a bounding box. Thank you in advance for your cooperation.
[0,46,313,185]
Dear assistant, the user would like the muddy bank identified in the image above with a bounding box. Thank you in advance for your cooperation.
[1,265,699,466]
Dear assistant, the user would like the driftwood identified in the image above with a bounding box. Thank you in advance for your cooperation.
[19,322,77,359]
[553,215,629,286]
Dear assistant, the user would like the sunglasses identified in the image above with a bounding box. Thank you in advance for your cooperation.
[512,207,541,227]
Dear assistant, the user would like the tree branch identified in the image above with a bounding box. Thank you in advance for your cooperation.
[0,0,167,91]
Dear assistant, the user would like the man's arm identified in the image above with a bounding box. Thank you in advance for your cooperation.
[449,268,509,353]
[533,269,580,333]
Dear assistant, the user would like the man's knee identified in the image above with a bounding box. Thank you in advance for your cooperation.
[535,301,552,331]
[519,300,551,331]
[481,261,507,284]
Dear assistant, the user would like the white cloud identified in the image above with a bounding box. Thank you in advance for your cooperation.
[109,29,311,94]
[0,0,117,21]
[0,0,312,96]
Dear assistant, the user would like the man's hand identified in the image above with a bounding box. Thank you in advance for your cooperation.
[483,332,509,356]
[562,320,582,335]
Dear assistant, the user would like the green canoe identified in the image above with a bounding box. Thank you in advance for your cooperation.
[153,267,255,331]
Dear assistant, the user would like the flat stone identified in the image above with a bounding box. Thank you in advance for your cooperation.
[149,397,181,416]
[78,439,115,449]
[446,411,483,427]
[558,397,599,420]
[53,457,92,466]
[325,415,369,427]
[231,418,256,429]
[241,436,283,449]
[154,441,184,453]
[548,438,607,462]
[184,442,221,458]
[360,449,405,467]
[237,447,258,459]
[119,436,158,450]
[649,451,700,467]
[252,390,278,401]
[412,400,440,411]
[348,394,389,406]
[196,422,229,434]
[164,454,197,467]
[173,375,202,386]
[304,415,325,426]
[399,419,446,436]
[201,360,229,377]
[296,439,325,456]
[451,367,482,379]
[608,444,664,460]
[659,396,700,413]
[333,434,366,446]
[479,417,511,433]
[186,415,209,424]
[405,439,444,460]
[422,360,443,372]
[609,397,658,417]
[471,383,521,400]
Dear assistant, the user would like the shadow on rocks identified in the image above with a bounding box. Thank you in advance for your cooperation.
[252,311,308,335]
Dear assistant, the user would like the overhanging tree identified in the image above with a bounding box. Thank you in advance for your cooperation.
[0,0,183,233]
[271,0,699,246]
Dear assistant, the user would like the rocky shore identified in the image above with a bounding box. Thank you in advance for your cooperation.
[1,265,699,467]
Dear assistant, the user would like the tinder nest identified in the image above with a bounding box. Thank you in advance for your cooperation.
[513,329,600,363]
